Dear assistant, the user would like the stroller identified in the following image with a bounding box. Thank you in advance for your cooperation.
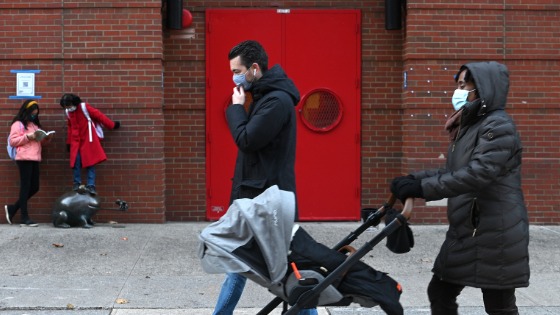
[198,185,414,315]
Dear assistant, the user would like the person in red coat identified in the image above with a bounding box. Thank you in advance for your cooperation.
[59,94,120,196]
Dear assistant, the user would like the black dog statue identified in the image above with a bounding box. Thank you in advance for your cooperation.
[52,186,128,228]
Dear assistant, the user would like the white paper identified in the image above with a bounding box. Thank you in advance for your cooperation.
[17,73,35,96]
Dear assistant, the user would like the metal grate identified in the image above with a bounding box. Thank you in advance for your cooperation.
[300,89,342,132]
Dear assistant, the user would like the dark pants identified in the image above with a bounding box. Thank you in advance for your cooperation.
[427,275,519,315]
[73,152,96,187]
[11,161,40,221]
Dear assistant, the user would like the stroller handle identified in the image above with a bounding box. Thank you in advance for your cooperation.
[400,197,414,220]
[386,195,414,220]
[258,195,414,315]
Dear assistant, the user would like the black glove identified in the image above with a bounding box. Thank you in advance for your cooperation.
[390,176,423,203]
[390,174,416,199]
[66,144,70,152]
[114,121,121,129]
[392,174,415,183]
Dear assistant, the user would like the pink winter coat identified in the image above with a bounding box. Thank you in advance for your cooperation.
[9,121,43,162]
[66,103,116,168]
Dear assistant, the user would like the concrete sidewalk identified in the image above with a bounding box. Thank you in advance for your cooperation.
[0,222,558,314]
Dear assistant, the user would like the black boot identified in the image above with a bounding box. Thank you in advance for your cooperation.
[85,185,97,196]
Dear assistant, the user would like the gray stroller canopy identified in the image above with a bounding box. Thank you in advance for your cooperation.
[198,185,295,284]
[199,186,405,314]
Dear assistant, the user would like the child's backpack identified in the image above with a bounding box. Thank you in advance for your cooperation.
[80,103,104,142]
[6,136,16,160]
[6,122,23,160]
[65,103,104,142]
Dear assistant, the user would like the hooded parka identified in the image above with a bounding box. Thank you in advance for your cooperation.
[226,64,300,204]
[413,61,530,289]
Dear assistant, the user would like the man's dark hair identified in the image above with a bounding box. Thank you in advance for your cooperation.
[228,40,269,72]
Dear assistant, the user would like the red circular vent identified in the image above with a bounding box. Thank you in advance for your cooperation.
[299,89,343,132]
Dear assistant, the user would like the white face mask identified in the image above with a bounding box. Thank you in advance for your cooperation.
[66,106,77,112]
[451,89,475,111]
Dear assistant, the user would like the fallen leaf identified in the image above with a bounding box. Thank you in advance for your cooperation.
[67,303,75,309]
[52,243,64,248]
[116,298,128,304]
[121,237,128,241]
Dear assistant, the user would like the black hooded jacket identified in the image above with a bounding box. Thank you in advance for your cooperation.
[226,64,300,206]
[413,61,530,289]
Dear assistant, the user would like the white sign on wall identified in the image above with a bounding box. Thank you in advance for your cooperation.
[9,69,41,100]
[17,72,35,97]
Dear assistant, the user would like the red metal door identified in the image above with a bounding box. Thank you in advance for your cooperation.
[206,9,361,221]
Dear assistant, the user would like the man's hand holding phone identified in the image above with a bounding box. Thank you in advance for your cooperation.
[232,84,246,105]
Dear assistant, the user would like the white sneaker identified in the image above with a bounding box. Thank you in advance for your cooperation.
[20,220,38,227]
[4,205,12,225]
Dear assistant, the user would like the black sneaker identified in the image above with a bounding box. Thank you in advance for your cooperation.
[85,185,97,196]
[20,220,38,227]
[73,183,81,191]
[4,205,12,225]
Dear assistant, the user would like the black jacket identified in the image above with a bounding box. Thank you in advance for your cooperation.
[226,65,300,206]
[414,61,530,289]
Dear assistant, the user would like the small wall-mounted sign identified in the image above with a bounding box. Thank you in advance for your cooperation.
[17,72,35,96]
[9,69,42,99]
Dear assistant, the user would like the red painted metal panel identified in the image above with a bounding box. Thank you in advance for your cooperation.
[285,10,361,220]
[206,9,361,221]
[205,10,282,220]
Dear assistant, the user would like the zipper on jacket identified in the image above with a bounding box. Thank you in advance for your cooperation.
[470,197,480,237]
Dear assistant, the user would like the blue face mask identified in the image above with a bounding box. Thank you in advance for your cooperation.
[30,114,37,121]
[451,88,476,111]
[232,68,256,91]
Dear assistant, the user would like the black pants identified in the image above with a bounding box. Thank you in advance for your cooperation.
[427,275,519,315]
[11,160,40,222]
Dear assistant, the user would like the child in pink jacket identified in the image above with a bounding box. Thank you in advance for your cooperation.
[5,99,53,226]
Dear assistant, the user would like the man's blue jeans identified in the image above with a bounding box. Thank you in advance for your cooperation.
[213,273,318,315]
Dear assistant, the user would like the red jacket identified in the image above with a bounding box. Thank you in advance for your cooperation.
[66,103,116,168]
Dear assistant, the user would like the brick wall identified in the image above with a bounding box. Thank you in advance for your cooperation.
[0,1,166,224]
[2,0,559,225]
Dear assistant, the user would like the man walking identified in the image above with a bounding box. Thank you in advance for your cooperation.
[213,40,316,315]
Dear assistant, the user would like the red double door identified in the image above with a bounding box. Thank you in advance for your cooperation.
[206,9,361,221]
